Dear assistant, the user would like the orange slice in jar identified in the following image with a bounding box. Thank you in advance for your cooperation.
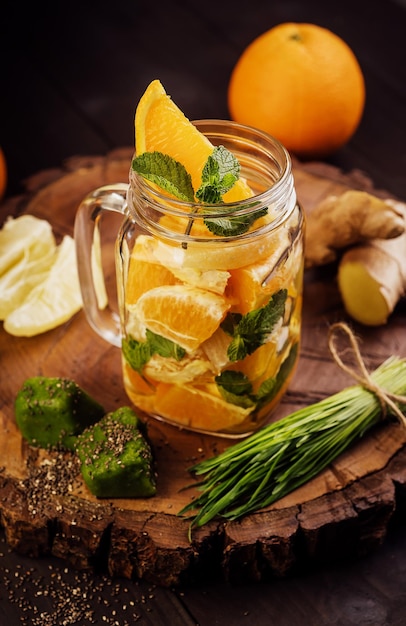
[130,284,231,352]
[128,234,230,296]
[154,382,254,432]
[226,230,292,314]
[144,352,213,385]
[126,258,180,304]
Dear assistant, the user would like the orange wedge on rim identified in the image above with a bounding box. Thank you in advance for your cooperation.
[134,79,253,202]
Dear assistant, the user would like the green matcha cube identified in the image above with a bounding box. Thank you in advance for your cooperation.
[75,406,157,498]
[15,377,105,450]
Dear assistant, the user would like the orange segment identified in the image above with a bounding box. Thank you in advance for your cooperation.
[226,341,279,393]
[129,233,230,295]
[133,232,274,272]
[154,383,253,432]
[135,79,253,202]
[126,258,179,304]
[131,284,230,352]
[123,361,156,395]
[200,327,232,373]
[122,361,157,416]
[226,233,289,314]
[167,266,230,295]
[144,352,213,384]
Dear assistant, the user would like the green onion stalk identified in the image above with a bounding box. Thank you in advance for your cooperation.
[178,323,406,533]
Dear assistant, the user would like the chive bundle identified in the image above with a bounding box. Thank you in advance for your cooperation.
[179,352,406,531]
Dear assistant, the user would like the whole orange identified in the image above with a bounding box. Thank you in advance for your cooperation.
[0,148,7,200]
[228,23,366,158]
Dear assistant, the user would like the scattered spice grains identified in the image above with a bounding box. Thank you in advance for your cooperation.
[0,533,156,625]
[2,452,159,622]
[21,449,81,517]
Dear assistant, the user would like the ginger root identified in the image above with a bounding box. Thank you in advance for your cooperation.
[305,190,405,268]
[337,199,406,326]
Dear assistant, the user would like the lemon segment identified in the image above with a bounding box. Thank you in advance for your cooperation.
[4,236,82,337]
[0,215,55,276]
[0,247,56,319]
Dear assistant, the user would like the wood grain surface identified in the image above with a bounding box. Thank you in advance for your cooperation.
[1,151,406,587]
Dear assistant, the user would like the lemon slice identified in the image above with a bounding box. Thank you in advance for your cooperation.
[0,214,55,275]
[4,236,82,336]
[0,247,56,319]
[135,79,253,201]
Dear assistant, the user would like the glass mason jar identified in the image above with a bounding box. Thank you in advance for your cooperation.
[74,120,304,437]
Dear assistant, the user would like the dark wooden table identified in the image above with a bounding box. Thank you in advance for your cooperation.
[2,0,406,624]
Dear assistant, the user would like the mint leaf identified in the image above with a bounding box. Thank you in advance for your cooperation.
[215,371,255,408]
[218,388,256,409]
[195,156,222,203]
[132,151,195,202]
[196,146,267,236]
[226,289,287,361]
[211,145,240,189]
[215,370,253,395]
[122,330,186,375]
[196,183,222,204]
[256,343,298,407]
[146,329,186,361]
[196,146,240,203]
[122,336,151,374]
[226,333,248,362]
[256,376,277,404]
[133,146,268,238]
[204,206,268,237]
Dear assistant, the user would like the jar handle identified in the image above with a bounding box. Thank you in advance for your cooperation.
[74,184,129,347]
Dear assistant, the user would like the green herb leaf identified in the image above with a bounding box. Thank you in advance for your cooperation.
[216,370,253,395]
[218,388,256,409]
[146,329,186,361]
[196,146,240,203]
[204,206,268,237]
[122,336,151,374]
[132,151,195,202]
[225,289,287,361]
[215,370,256,408]
[196,145,268,236]
[133,145,268,238]
[256,343,298,407]
[122,330,186,375]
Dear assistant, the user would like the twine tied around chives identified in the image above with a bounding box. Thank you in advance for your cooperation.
[328,322,406,427]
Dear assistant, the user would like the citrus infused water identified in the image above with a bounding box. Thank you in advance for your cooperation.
[74,81,304,437]
[118,120,304,436]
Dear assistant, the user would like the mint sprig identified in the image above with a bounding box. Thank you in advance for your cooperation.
[196,145,240,203]
[222,289,288,362]
[132,146,268,237]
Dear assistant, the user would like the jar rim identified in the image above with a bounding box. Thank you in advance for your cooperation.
[128,119,297,243]
[131,119,292,209]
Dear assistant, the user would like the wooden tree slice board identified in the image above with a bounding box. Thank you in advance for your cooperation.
[1,149,406,587]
